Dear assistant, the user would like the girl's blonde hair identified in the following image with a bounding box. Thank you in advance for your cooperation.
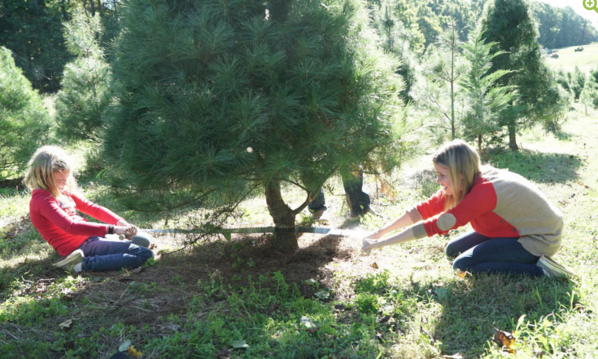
[432,139,481,210]
[24,146,77,198]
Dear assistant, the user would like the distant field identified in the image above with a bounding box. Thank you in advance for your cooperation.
[545,42,598,74]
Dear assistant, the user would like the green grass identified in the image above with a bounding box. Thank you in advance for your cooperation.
[2,103,598,358]
[545,42,598,74]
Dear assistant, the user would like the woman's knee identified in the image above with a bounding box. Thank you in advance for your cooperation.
[452,255,472,272]
[445,241,461,258]
[127,245,154,265]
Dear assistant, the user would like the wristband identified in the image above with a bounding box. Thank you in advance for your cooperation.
[108,225,114,235]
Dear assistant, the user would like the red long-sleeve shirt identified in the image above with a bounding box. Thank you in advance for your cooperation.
[410,167,563,256]
[29,189,122,256]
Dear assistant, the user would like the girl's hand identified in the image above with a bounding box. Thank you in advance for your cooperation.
[124,225,138,239]
[114,225,138,239]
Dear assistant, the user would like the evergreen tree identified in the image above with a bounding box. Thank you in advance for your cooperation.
[0,0,72,92]
[481,0,555,150]
[460,25,515,153]
[55,10,112,142]
[104,0,407,252]
[580,79,598,116]
[417,21,468,140]
[570,66,586,101]
[367,0,416,102]
[0,47,53,179]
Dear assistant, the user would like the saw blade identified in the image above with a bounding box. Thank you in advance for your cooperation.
[143,226,367,237]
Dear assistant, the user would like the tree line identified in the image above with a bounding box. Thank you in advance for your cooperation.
[2,0,598,251]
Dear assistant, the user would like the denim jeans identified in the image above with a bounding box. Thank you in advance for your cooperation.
[445,231,543,277]
[308,171,370,215]
[78,236,153,272]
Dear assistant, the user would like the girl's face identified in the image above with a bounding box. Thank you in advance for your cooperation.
[52,170,70,193]
[434,163,454,196]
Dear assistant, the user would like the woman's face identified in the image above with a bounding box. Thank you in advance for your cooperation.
[434,163,454,196]
[52,170,70,192]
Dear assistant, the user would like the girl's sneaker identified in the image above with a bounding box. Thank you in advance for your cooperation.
[536,255,576,278]
[131,232,151,248]
[53,249,84,272]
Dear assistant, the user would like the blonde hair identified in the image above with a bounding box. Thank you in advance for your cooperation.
[24,146,78,199]
[432,139,481,210]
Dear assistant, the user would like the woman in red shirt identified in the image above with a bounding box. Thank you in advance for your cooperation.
[25,146,153,272]
[362,140,574,278]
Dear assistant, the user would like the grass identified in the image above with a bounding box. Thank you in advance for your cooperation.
[2,103,598,358]
[544,42,598,74]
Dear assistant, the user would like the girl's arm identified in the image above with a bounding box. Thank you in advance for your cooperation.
[364,211,416,240]
[70,193,123,224]
[363,226,417,253]
[38,197,109,236]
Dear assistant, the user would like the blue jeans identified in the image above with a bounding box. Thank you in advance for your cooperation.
[445,231,543,277]
[78,236,153,272]
[308,171,370,215]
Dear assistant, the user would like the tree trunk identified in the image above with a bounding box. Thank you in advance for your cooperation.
[265,180,298,252]
[508,119,518,150]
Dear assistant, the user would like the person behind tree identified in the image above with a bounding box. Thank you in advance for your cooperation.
[24,146,153,272]
[362,139,574,278]
[309,168,372,219]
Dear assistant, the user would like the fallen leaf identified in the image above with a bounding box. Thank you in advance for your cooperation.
[314,290,330,300]
[515,282,525,292]
[493,328,515,353]
[231,340,249,349]
[371,262,379,269]
[58,319,72,330]
[375,332,384,342]
[457,270,468,280]
[119,340,131,352]
[127,346,142,358]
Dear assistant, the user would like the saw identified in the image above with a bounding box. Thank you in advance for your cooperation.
[142,226,367,237]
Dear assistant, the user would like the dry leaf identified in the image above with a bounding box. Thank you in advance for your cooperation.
[493,328,515,353]
[127,346,143,358]
[457,270,468,280]
[59,319,72,330]
[371,262,379,269]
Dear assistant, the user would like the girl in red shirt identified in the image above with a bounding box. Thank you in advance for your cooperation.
[362,140,574,278]
[25,146,153,272]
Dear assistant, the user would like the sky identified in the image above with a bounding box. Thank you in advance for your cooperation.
[533,0,598,30]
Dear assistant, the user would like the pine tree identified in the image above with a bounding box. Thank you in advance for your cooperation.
[0,47,53,179]
[55,10,112,142]
[460,25,516,153]
[104,0,407,252]
[481,0,556,150]
[579,79,598,116]
[418,21,468,140]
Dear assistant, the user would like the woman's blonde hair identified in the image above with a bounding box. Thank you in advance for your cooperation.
[24,146,77,198]
[432,139,481,210]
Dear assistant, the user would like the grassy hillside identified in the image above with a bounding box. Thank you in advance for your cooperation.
[1,103,598,358]
[545,42,598,74]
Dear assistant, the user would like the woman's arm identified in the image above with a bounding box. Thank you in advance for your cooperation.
[365,212,415,240]
[362,226,417,253]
